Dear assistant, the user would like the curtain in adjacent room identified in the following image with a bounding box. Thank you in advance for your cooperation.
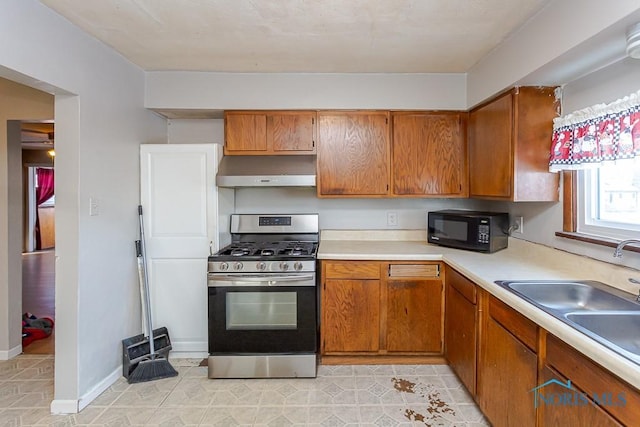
[35,167,54,250]
[549,90,640,171]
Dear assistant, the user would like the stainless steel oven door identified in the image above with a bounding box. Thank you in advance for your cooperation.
[207,272,317,355]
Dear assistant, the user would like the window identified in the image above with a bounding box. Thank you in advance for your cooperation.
[577,158,640,240]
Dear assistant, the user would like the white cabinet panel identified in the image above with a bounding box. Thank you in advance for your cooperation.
[149,258,207,352]
[140,143,219,356]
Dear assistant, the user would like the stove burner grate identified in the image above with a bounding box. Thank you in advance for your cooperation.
[214,240,317,259]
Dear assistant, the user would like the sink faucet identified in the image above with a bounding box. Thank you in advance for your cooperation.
[613,239,640,258]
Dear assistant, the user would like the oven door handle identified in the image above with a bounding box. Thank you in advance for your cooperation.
[207,274,316,287]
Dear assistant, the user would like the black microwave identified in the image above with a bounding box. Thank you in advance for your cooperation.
[427,210,509,253]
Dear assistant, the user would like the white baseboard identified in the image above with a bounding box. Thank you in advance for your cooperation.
[171,341,207,353]
[0,344,22,360]
[50,399,78,414]
[78,365,121,411]
[50,365,120,414]
[169,350,208,359]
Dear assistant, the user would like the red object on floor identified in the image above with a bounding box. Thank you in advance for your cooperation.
[22,317,54,348]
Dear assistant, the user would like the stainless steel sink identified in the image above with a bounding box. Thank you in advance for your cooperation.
[496,280,640,313]
[564,312,640,361]
[494,279,640,365]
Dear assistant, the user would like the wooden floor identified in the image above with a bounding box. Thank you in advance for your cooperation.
[22,249,55,354]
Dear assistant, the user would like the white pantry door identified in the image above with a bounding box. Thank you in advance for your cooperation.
[140,143,218,356]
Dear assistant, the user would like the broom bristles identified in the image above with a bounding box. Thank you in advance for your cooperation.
[127,355,178,384]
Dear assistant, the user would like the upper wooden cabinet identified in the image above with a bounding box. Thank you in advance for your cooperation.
[392,112,468,197]
[224,111,316,155]
[317,111,390,197]
[468,87,560,201]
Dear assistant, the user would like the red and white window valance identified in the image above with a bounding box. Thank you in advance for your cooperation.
[549,90,640,172]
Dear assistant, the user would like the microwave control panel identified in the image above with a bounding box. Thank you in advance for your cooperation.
[477,224,490,244]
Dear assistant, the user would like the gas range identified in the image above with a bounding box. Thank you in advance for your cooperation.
[207,213,320,379]
[208,214,319,274]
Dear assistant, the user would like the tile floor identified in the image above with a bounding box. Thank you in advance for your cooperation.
[0,355,489,426]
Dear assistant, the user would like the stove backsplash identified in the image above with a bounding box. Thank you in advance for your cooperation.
[232,187,492,230]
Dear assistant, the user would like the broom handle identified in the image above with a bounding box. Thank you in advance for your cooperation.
[138,205,156,356]
[135,240,148,338]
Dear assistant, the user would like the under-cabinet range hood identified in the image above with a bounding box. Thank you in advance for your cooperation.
[216,155,316,187]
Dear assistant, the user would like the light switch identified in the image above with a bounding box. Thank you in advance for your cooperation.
[89,197,99,216]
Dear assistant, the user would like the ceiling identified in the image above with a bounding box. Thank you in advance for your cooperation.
[39,0,551,73]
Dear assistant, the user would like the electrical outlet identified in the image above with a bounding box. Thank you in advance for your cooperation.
[514,216,524,234]
[387,211,398,227]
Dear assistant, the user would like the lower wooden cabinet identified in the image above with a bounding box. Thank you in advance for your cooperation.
[321,260,443,359]
[321,259,640,426]
[539,333,639,426]
[322,277,380,353]
[444,267,478,394]
[477,294,538,427]
[538,364,622,427]
[386,265,443,353]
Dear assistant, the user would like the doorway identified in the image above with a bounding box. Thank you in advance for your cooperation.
[21,122,55,355]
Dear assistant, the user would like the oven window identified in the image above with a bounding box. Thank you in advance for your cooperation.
[434,219,467,241]
[226,292,297,330]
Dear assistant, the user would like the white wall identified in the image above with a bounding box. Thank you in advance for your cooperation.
[146,72,467,110]
[235,187,491,230]
[0,0,166,411]
[467,0,640,107]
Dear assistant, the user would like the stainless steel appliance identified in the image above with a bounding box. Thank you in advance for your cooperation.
[207,213,319,378]
[427,209,509,253]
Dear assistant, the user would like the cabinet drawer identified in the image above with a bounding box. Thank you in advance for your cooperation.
[388,264,439,278]
[323,261,380,279]
[546,334,640,426]
[446,267,476,304]
[488,295,537,351]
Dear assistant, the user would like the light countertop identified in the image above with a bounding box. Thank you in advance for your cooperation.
[318,229,640,390]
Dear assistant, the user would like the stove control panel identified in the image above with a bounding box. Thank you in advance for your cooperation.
[208,259,316,273]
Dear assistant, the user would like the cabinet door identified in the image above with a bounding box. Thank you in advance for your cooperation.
[538,365,622,427]
[444,276,477,394]
[392,112,467,196]
[140,144,218,353]
[544,334,640,426]
[317,111,390,196]
[225,113,267,153]
[386,278,443,352]
[267,112,316,153]
[477,295,537,427]
[469,92,513,198]
[322,279,380,352]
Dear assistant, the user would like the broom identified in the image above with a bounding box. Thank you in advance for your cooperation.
[128,205,178,383]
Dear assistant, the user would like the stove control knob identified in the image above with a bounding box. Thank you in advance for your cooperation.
[233,262,243,271]
[279,262,290,271]
[219,262,229,271]
[293,261,304,271]
[256,262,267,271]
